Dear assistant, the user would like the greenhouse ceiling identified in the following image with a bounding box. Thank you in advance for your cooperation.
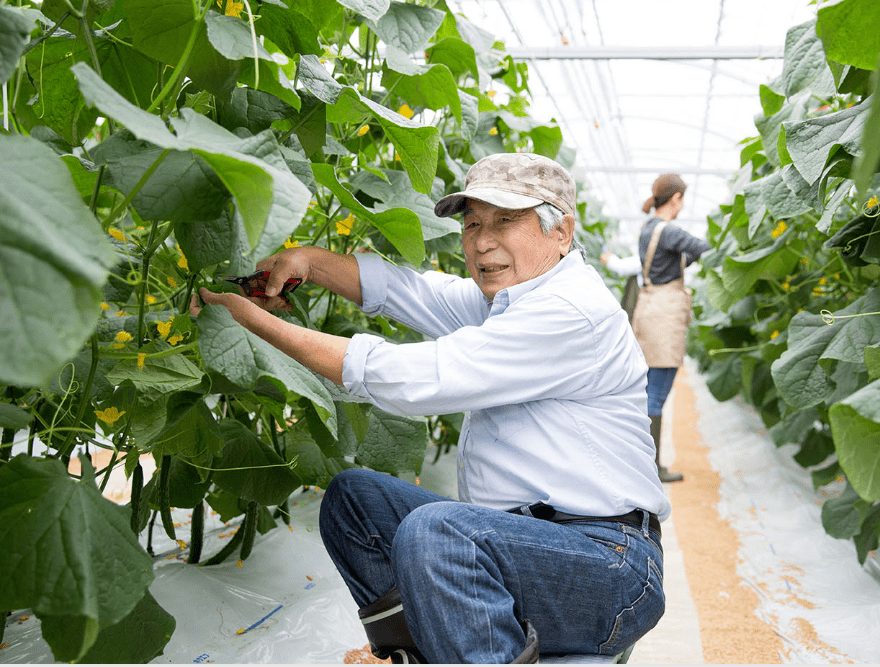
[446,0,817,249]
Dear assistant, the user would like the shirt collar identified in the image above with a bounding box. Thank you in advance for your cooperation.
[488,251,584,315]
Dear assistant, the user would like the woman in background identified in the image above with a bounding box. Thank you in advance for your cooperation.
[633,174,709,483]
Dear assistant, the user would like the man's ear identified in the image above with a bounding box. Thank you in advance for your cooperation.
[557,214,575,255]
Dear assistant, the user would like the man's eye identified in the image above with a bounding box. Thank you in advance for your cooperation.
[464,221,478,229]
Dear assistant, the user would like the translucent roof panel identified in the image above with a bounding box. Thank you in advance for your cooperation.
[446,0,818,248]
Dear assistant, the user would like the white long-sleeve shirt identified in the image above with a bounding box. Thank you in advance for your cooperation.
[342,251,671,521]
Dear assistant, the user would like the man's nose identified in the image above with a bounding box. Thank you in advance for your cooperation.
[472,227,497,252]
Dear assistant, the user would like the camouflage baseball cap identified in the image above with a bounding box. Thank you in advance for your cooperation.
[434,153,576,218]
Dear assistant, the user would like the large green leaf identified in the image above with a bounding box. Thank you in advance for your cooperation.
[821,482,867,538]
[780,18,836,98]
[348,169,460,242]
[122,0,240,100]
[94,132,231,223]
[0,455,153,661]
[816,0,880,71]
[328,88,440,195]
[295,55,440,193]
[755,90,811,169]
[171,110,312,258]
[204,12,273,62]
[213,421,301,505]
[829,378,880,501]
[174,208,237,272]
[0,6,33,86]
[337,0,390,22]
[312,163,426,266]
[852,62,880,202]
[771,290,880,409]
[256,0,334,58]
[427,36,480,84]
[0,135,114,388]
[105,341,204,404]
[382,47,462,125]
[367,1,444,54]
[23,36,102,145]
[72,63,311,252]
[721,229,798,298]
[78,590,176,664]
[355,408,428,475]
[151,394,224,462]
[783,100,868,185]
[196,305,338,437]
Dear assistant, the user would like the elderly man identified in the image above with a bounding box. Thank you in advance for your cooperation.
[193,153,669,663]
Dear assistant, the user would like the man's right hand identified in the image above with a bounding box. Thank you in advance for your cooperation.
[249,247,310,311]
[248,245,364,310]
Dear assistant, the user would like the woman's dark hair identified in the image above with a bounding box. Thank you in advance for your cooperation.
[641,173,687,214]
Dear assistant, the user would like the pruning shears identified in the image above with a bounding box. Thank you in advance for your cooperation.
[224,269,303,298]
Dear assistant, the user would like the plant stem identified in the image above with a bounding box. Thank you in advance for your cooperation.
[137,220,161,346]
[146,3,207,115]
[57,334,100,459]
[102,149,172,227]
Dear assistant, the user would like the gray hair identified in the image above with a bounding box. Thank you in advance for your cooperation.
[534,202,585,256]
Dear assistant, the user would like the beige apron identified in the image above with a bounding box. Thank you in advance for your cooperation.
[631,222,692,368]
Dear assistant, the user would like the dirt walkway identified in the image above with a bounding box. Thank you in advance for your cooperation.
[669,365,784,663]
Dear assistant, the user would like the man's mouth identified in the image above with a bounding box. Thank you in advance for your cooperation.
[479,264,509,275]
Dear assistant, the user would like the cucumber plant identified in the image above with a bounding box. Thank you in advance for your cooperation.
[688,0,880,567]
[0,0,594,661]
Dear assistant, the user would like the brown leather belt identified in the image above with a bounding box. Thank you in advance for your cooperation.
[509,502,661,538]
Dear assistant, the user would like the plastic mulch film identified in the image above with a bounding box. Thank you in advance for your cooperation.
[681,357,880,663]
[1,450,460,664]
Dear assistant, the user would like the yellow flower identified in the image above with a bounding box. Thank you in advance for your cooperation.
[95,407,125,424]
[818,277,827,286]
[284,237,299,249]
[157,318,174,338]
[867,195,878,207]
[146,294,157,304]
[219,0,244,17]
[137,353,147,369]
[178,253,188,271]
[771,220,787,238]
[309,201,318,208]
[336,213,355,236]
[168,334,184,346]
[782,281,790,291]
[115,331,133,343]
[770,330,779,340]
[487,90,496,98]
[108,228,125,242]
[100,302,110,310]
[167,276,178,288]
[800,257,809,265]
[115,311,128,317]
[398,104,414,119]
[358,125,370,136]
[489,127,498,136]
[812,287,823,296]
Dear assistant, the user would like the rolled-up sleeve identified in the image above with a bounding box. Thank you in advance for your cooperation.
[341,291,638,418]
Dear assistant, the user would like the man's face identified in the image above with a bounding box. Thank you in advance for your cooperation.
[461,199,573,301]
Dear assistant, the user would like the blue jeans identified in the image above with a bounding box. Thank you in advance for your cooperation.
[319,468,665,663]
[647,367,678,416]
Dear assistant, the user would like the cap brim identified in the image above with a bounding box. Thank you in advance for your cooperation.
[434,188,545,218]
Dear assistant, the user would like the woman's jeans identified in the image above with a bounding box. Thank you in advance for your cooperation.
[319,468,665,663]
[647,367,679,416]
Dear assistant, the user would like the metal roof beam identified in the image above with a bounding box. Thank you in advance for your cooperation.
[579,166,734,176]
[504,45,783,60]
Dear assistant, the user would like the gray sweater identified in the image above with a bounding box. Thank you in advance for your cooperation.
[638,217,710,285]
